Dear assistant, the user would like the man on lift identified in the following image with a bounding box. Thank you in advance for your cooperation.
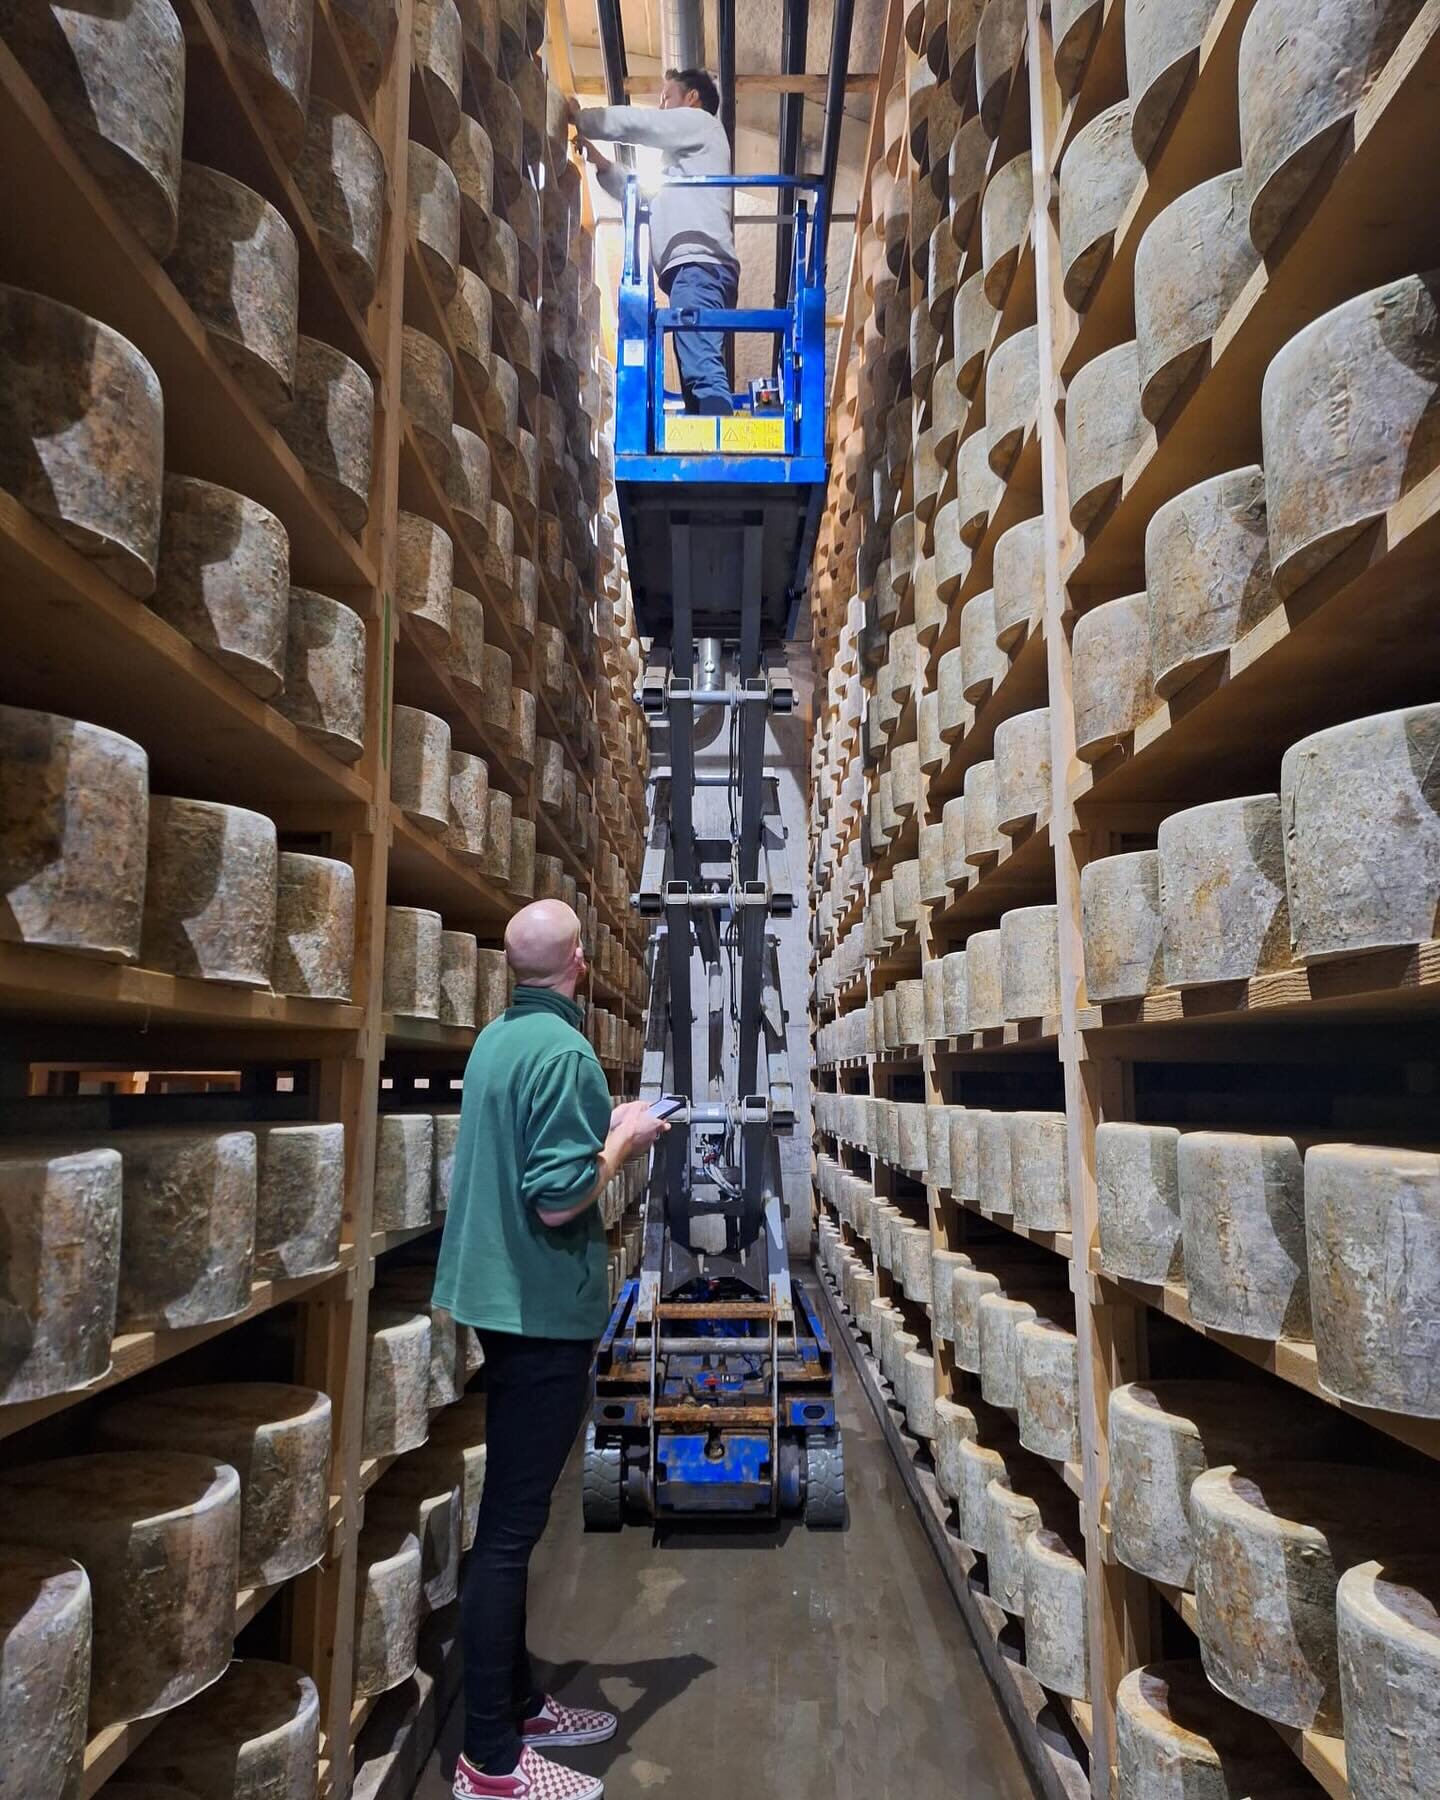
[571,69,738,416]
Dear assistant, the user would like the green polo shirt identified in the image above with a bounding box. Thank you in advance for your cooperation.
[432,985,613,1340]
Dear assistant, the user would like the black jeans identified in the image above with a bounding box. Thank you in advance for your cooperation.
[462,1329,595,1772]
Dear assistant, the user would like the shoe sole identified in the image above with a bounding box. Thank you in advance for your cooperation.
[524,1721,619,1747]
[455,1783,605,1800]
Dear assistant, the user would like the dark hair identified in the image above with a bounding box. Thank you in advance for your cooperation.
[666,67,721,115]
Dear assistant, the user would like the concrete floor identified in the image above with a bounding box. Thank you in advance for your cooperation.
[415,1322,1037,1800]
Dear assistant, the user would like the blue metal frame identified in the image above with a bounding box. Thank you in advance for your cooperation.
[614,173,829,481]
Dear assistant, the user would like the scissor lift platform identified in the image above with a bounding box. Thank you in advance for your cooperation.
[587,169,842,1528]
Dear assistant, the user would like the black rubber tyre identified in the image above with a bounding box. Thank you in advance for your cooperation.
[582,1423,623,1531]
[803,1429,846,1529]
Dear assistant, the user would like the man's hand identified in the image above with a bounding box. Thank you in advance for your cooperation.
[608,1099,670,1162]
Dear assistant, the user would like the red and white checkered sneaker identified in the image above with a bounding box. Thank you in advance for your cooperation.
[521,1695,620,1747]
[452,1746,604,1800]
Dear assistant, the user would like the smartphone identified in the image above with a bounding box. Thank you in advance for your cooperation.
[647,1094,685,1120]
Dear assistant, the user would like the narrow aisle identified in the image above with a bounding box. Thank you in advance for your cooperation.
[417,1297,1037,1800]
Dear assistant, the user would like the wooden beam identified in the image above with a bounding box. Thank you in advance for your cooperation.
[572,71,878,97]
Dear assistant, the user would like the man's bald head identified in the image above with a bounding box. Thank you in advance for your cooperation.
[505,899,584,989]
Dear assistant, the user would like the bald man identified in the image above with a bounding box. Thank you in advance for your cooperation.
[435,900,668,1800]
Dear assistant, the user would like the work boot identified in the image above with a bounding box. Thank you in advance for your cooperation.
[522,1695,619,1747]
[452,1747,604,1799]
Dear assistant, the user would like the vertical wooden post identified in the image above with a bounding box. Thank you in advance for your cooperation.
[1027,6,1153,1790]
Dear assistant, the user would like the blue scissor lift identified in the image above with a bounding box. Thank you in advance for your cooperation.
[583,174,844,1529]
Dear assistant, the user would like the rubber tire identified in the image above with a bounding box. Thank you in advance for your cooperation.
[804,1429,846,1528]
[582,1423,623,1531]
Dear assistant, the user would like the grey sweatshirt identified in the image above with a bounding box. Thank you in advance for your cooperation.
[578,104,737,282]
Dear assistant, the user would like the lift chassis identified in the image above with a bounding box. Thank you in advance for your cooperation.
[583,174,843,1528]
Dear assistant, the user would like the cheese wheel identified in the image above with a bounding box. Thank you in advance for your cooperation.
[1096,1121,1183,1282]
[1066,340,1146,532]
[168,164,299,423]
[98,1384,330,1588]
[151,476,289,697]
[1281,707,1440,963]
[1306,1144,1440,1415]
[272,852,354,999]
[1135,169,1260,422]
[0,1452,241,1730]
[1337,1554,1440,1800]
[1178,1130,1309,1340]
[1262,277,1440,596]
[0,1144,120,1403]
[129,1659,320,1798]
[1145,467,1274,698]
[1060,100,1141,310]
[354,1520,421,1697]
[0,1546,90,1799]
[254,1123,344,1279]
[2,0,183,257]
[382,906,442,1019]
[113,1128,257,1331]
[1127,0,1223,161]
[373,1113,435,1231]
[279,338,374,536]
[1081,850,1163,1002]
[275,589,366,762]
[1158,794,1291,987]
[0,707,149,962]
[0,286,163,594]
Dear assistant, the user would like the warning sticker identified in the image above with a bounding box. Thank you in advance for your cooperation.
[720,416,786,453]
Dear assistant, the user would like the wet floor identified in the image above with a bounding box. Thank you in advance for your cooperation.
[415,1294,1037,1800]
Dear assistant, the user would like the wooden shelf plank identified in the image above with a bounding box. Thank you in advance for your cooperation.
[0,942,366,1035]
[386,805,516,935]
[1093,1262,1440,1461]
[929,820,1056,933]
[383,1010,476,1052]
[1078,940,1440,1035]
[0,1251,355,1442]
[0,43,374,590]
[0,492,373,815]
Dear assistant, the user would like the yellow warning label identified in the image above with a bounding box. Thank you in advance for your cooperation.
[720,416,786,453]
[664,417,719,452]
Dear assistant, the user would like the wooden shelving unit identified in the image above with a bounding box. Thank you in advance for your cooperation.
[0,0,648,1791]
[810,3,1440,1798]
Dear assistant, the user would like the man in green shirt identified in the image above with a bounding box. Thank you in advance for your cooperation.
[437,899,667,1800]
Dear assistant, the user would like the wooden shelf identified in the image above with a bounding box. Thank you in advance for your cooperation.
[0,43,374,590]
[926,626,1050,803]
[371,1222,444,1256]
[382,1010,476,1052]
[1069,464,1440,812]
[1078,940,1440,1036]
[386,806,516,934]
[1063,8,1440,594]
[929,820,1056,932]
[178,0,385,383]
[0,492,373,815]
[1058,0,1258,387]
[1093,1261,1440,1461]
[815,1271,1092,1800]
[0,942,365,1035]
[0,1251,355,1443]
